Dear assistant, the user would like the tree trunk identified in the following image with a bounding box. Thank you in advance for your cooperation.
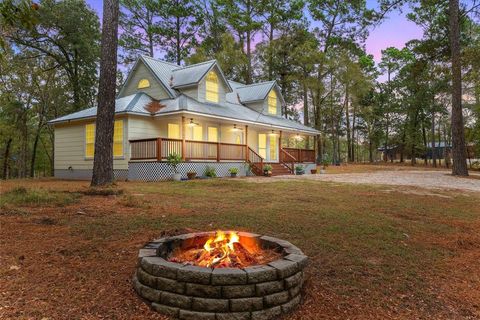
[2,138,12,179]
[449,0,468,176]
[431,112,437,167]
[30,125,42,178]
[344,87,351,162]
[91,0,119,187]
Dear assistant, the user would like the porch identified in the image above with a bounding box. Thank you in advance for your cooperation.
[129,137,315,176]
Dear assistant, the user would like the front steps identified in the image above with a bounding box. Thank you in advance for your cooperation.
[267,163,293,176]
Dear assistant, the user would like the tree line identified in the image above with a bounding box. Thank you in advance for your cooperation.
[0,0,478,181]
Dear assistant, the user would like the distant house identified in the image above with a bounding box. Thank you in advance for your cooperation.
[49,56,319,180]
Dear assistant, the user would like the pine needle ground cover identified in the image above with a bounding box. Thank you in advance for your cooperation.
[1,175,479,319]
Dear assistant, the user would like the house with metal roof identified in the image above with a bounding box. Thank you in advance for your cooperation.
[49,56,320,180]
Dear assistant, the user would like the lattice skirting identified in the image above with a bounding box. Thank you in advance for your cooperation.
[54,169,128,181]
[128,161,248,181]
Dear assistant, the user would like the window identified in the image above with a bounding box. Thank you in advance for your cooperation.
[85,123,95,157]
[85,121,124,158]
[268,90,277,115]
[168,123,180,139]
[137,79,150,89]
[192,126,203,141]
[258,134,267,159]
[205,71,219,103]
[269,135,277,160]
[208,127,218,142]
[113,120,124,157]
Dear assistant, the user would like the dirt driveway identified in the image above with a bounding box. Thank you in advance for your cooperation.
[259,169,480,193]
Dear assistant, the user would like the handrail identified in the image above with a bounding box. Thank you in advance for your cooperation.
[280,148,296,174]
[247,147,264,176]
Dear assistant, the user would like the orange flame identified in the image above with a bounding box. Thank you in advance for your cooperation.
[200,231,241,267]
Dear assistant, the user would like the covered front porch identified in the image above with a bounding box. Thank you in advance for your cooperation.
[128,114,316,176]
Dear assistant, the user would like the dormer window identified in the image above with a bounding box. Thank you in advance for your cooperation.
[268,90,277,115]
[137,79,150,89]
[206,71,219,103]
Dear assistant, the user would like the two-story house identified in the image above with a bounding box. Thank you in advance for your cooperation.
[49,56,320,180]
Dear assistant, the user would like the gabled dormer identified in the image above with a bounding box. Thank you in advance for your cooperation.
[117,56,177,100]
[171,60,232,104]
[234,81,285,117]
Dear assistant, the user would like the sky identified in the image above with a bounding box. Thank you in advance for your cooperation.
[85,0,423,64]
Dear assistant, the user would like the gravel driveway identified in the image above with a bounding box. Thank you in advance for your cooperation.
[255,170,480,193]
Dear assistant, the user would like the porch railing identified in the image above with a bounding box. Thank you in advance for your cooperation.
[281,147,315,163]
[247,147,264,176]
[129,138,246,161]
[280,148,296,174]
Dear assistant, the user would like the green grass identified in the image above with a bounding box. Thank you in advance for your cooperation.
[0,186,80,207]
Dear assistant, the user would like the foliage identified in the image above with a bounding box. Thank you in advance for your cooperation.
[295,165,305,174]
[166,153,182,173]
[228,167,239,174]
[263,164,272,172]
[0,187,79,207]
[204,165,217,177]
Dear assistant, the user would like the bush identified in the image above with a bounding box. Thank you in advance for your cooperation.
[228,167,239,174]
[263,164,272,172]
[167,153,182,173]
[471,161,480,170]
[204,166,216,178]
[295,165,305,175]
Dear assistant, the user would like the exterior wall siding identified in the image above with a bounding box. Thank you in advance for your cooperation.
[54,169,128,180]
[183,67,227,104]
[53,118,129,171]
[119,61,170,100]
[245,87,282,116]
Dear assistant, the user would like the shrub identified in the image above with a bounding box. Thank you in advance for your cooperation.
[204,166,216,178]
[263,164,272,172]
[295,165,305,175]
[228,167,239,174]
[167,153,182,173]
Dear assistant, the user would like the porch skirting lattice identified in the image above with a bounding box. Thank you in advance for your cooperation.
[128,161,248,181]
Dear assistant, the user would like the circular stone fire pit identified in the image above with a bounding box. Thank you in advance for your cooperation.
[133,231,308,320]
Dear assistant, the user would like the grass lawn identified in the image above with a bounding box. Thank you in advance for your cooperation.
[1,176,479,319]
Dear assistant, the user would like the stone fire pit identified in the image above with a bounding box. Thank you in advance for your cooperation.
[133,231,308,320]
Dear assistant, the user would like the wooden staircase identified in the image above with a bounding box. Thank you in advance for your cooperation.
[268,163,293,176]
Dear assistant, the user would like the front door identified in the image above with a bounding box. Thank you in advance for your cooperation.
[258,133,278,162]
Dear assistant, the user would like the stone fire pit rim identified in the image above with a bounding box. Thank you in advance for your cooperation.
[138,231,307,272]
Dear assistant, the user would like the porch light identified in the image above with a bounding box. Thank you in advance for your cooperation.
[232,124,242,132]
[187,118,197,127]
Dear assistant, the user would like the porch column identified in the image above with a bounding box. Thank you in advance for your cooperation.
[314,135,318,164]
[181,116,186,161]
[279,130,282,148]
[245,125,249,161]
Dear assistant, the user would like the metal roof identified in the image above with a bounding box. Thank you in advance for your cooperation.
[48,93,153,124]
[49,92,319,134]
[234,81,285,105]
[171,60,215,88]
[140,55,178,97]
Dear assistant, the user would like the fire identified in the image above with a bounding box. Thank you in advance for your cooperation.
[202,231,241,267]
[169,231,279,268]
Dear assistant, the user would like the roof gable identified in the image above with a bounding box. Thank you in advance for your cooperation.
[171,60,233,93]
[234,81,285,105]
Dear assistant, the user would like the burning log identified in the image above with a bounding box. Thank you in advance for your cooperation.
[168,231,280,268]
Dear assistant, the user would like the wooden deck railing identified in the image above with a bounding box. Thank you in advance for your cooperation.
[247,147,264,175]
[280,148,296,174]
[281,147,315,163]
[130,138,247,162]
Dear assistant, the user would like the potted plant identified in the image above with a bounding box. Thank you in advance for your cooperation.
[320,159,329,174]
[187,171,197,180]
[228,167,239,178]
[263,164,272,177]
[167,153,182,181]
[295,165,305,175]
[204,165,216,178]
[310,168,318,174]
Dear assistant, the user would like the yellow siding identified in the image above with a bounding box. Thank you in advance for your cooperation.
[54,119,129,170]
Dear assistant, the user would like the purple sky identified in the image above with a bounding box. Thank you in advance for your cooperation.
[85,0,422,64]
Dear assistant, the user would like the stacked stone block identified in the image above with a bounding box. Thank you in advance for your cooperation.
[134,232,307,320]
